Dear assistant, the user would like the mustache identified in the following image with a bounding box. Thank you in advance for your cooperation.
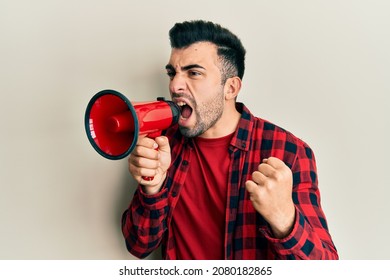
[171,92,190,99]
[171,93,195,105]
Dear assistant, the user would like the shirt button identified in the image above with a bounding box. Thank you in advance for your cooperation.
[182,160,188,166]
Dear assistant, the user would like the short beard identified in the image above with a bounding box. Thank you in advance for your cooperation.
[179,90,224,138]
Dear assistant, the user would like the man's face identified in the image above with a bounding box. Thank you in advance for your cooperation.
[166,42,225,138]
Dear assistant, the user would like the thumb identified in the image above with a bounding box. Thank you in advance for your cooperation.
[155,136,170,153]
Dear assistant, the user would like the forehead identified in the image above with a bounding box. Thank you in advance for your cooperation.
[168,42,219,68]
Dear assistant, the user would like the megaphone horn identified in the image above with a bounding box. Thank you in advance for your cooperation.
[85,89,180,180]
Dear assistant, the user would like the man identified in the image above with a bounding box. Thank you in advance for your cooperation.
[121,20,338,260]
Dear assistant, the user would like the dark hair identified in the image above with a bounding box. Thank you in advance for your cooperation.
[169,20,246,84]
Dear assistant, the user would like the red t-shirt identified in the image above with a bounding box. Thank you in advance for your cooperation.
[171,133,233,259]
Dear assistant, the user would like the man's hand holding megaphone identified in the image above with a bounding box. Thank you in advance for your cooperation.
[128,135,172,195]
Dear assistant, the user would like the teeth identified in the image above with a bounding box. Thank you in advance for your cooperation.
[177,101,187,107]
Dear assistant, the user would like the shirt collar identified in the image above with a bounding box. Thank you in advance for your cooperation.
[229,103,253,152]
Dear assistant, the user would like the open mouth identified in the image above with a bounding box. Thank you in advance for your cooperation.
[176,101,193,119]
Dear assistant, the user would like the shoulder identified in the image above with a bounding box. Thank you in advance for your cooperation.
[239,103,315,166]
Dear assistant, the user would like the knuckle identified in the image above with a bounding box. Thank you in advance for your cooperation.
[273,171,283,181]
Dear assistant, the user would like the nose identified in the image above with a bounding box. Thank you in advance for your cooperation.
[169,73,187,93]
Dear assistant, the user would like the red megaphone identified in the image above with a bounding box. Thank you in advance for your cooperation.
[85,89,180,180]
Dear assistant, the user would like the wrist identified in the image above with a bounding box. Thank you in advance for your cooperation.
[270,205,296,239]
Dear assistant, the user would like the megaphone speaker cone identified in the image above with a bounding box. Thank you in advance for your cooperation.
[85,90,139,160]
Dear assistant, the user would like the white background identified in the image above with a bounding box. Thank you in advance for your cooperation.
[0,0,389,260]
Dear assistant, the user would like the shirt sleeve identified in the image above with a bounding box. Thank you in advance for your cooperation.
[121,185,169,259]
[261,140,339,260]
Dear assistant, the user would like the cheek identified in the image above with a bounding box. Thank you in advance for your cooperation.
[197,87,224,116]
[192,79,222,98]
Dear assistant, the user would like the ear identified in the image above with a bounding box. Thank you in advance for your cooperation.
[224,76,242,100]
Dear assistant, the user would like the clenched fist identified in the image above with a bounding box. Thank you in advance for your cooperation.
[128,136,172,195]
[245,157,295,239]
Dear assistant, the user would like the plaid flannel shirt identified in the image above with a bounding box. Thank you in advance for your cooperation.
[122,103,338,260]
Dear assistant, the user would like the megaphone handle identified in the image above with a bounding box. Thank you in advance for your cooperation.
[142,176,154,181]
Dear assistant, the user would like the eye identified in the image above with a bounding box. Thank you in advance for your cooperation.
[166,70,175,79]
[189,70,201,77]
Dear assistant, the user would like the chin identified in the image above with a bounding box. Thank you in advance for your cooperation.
[179,125,204,138]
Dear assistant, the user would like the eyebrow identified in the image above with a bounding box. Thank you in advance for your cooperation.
[165,64,206,71]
